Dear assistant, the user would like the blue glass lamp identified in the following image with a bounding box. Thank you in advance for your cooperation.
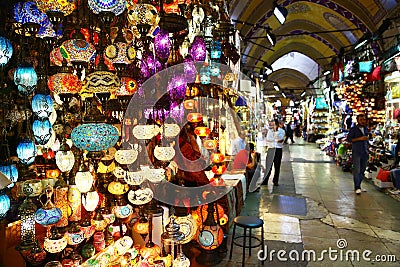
[0,164,18,188]
[17,139,37,165]
[14,64,38,96]
[200,65,211,84]
[71,123,119,152]
[211,40,221,59]
[0,36,13,66]
[33,119,53,145]
[88,0,127,15]
[0,193,10,219]
[235,96,247,107]
[210,61,220,77]
[31,94,54,119]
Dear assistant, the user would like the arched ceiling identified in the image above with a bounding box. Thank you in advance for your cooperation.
[230,0,399,98]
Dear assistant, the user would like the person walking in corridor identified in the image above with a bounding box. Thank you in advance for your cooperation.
[284,121,295,144]
[347,114,369,194]
[262,120,285,186]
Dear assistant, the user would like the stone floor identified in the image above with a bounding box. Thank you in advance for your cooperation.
[190,139,400,266]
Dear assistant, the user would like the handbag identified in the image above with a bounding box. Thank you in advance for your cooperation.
[376,166,391,182]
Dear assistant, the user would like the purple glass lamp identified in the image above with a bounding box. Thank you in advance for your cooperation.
[154,29,171,63]
[189,36,206,62]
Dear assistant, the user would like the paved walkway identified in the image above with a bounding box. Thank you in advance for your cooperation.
[194,139,400,266]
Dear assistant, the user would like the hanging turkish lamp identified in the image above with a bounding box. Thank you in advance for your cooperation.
[34,0,77,17]
[74,161,94,193]
[84,60,120,94]
[17,197,37,250]
[34,185,62,227]
[210,39,221,60]
[112,196,133,219]
[43,227,68,254]
[210,61,220,77]
[88,0,126,15]
[14,63,38,96]
[187,112,202,123]
[115,77,138,96]
[105,29,136,67]
[32,119,53,145]
[0,164,18,188]
[189,36,206,61]
[133,215,150,240]
[183,56,197,82]
[17,139,37,165]
[60,38,96,65]
[0,36,13,66]
[203,139,217,150]
[141,51,162,77]
[31,94,54,119]
[0,192,10,219]
[200,64,211,84]
[81,190,99,213]
[194,126,211,137]
[127,1,159,28]
[48,60,82,94]
[167,74,187,101]
[55,140,75,173]
[154,29,171,62]
[210,151,225,163]
[71,123,119,152]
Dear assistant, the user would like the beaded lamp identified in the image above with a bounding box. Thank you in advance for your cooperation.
[71,123,119,152]
[17,139,37,165]
[14,64,38,96]
[0,36,13,66]
[88,0,127,15]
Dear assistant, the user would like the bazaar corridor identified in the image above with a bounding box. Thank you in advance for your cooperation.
[203,140,400,267]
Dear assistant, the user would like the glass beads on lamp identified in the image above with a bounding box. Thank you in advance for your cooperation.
[0,192,10,219]
[71,123,119,152]
[75,166,94,193]
[31,94,54,120]
[17,139,37,165]
[127,2,159,27]
[81,190,99,212]
[18,197,37,249]
[84,71,120,93]
[48,72,82,94]
[34,185,62,226]
[14,64,38,96]
[154,29,171,60]
[210,40,221,59]
[34,0,77,16]
[0,36,13,66]
[200,65,211,84]
[60,39,96,64]
[189,36,206,61]
[55,149,75,173]
[88,0,127,15]
[32,119,53,145]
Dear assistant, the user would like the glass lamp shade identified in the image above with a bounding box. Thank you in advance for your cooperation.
[34,207,62,226]
[0,193,10,219]
[133,217,149,235]
[0,36,13,66]
[132,124,160,140]
[81,224,96,239]
[124,170,144,185]
[183,99,195,110]
[114,236,133,256]
[60,39,96,63]
[160,123,180,138]
[88,0,126,15]
[210,152,224,163]
[34,0,77,16]
[112,204,133,219]
[189,36,206,62]
[48,72,82,94]
[211,40,221,59]
[84,71,120,93]
[115,77,138,96]
[141,52,162,76]
[194,127,211,137]
[127,187,153,205]
[140,244,161,263]
[141,166,165,183]
[82,190,99,212]
[31,94,54,119]
[203,139,217,150]
[199,65,211,84]
[75,171,94,193]
[43,235,68,254]
[183,56,197,82]
[112,166,126,179]
[196,204,225,225]
[71,123,119,152]
[23,179,43,197]
[168,75,187,101]
[56,150,75,172]
[127,3,159,26]
[154,29,171,60]
[210,61,220,77]
[17,139,37,165]
[0,164,18,188]
[187,113,202,123]
[14,64,38,95]
[91,214,107,231]
[212,165,226,175]
[107,181,129,195]
[33,119,53,145]
[173,252,190,267]
[171,214,198,244]
[105,42,134,65]
[66,228,85,246]
[114,149,138,165]
[19,197,37,248]
[197,224,224,250]
[154,146,175,161]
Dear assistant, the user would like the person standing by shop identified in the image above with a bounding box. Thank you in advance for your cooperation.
[347,114,369,194]
[262,120,285,186]
[284,121,295,144]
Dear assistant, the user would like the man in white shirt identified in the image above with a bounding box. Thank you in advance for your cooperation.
[262,120,285,186]
[232,132,246,156]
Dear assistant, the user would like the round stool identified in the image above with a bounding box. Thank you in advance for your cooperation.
[229,216,264,266]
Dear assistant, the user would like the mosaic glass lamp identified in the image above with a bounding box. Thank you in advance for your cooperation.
[84,69,121,93]
[200,65,211,84]
[31,94,54,119]
[71,123,119,152]
[14,64,38,96]
[75,162,94,193]
[18,197,37,250]
[154,29,171,60]
[34,0,77,17]
[34,185,62,226]
[32,119,53,145]
[189,36,206,61]
[55,140,75,173]
[17,139,37,165]
[0,192,10,219]
[88,0,127,15]
[0,164,18,188]
[48,65,82,94]
[127,2,159,27]
[0,36,13,66]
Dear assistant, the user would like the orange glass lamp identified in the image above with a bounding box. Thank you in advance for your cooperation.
[187,113,202,123]
[203,139,217,150]
[211,165,226,175]
[186,85,199,97]
[194,127,211,137]
[133,216,150,237]
[210,152,224,163]
[183,99,196,110]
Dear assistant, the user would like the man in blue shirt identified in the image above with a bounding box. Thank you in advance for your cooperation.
[347,114,369,194]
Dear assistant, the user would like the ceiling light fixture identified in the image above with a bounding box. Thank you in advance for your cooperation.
[323,70,331,76]
[300,91,306,97]
[274,83,280,91]
[281,92,286,98]
[266,28,276,46]
[273,1,288,25]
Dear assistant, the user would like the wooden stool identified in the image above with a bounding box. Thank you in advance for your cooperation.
[229,216,265,266]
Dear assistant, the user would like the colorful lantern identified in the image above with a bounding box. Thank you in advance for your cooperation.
[183,56,197,82]
[34,185,62,226]
[14,64,38,95]
[154,146,175,161]
[0,36,13,66]
[60,39,96,63]
[84,70,120,93]
[71,123,119,152]
[0,193,10,219]
[81,190,99,212]
[88,0,126,15]
[75,165,94,193]
[187,112,202,123]
[210,40,221,59]
[115,77,138,96]
[17,139,37,165]
[168,75,187,101]
[200,65,211,84]
[127,187,153,205]
[189,36,206,61]
[31,94,54,119]
[48,72,82,94]
[43,228,68,253]
[108,181,129,195]
[171,214,198,244]
[127,2,159,27]
[34,0,77,16]
[114,149,138,165]
[194,126,211,137]
[203,139,217,150]
[55,150,75,173]
[0,164,18,188]
[154,29,171,60]
[211,165,226,175]
[18,197,37,249]
[210,152,225,163]
[32,119,53,145]
[210,61,220,77]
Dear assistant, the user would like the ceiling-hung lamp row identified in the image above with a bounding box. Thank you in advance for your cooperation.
[274,82,280,91]
[300,91,306,97]
[273,1,288,25]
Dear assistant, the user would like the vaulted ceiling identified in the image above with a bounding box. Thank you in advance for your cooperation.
[229,0,400,98]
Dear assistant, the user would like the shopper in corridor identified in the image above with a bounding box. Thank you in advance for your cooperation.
[263,120,285,186]
[347,114,369,194]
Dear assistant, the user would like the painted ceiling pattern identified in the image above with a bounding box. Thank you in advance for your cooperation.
[230,0,399,95]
